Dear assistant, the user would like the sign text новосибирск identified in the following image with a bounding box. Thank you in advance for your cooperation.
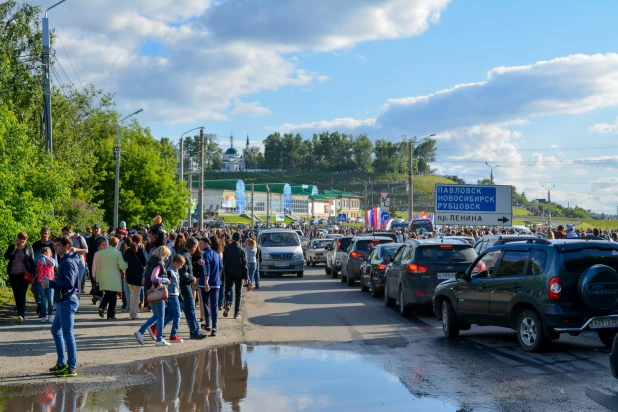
[435,186,496,212]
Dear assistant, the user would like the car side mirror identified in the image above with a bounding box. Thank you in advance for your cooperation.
[384,255,393,263]
[456,271,467,281]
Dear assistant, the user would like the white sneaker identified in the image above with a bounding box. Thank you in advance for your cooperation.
[134,331,145,345]
[156,339,171,347]
[17,316,23,324]
[48,316,54,323]
[41,317,47,323]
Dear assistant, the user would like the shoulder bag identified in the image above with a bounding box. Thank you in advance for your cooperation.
[147,283,168,303]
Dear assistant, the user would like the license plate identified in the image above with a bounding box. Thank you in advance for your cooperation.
[275,263,289,267]
[437,273,454,279]
[590,317,618,329]
[316,253,323,256]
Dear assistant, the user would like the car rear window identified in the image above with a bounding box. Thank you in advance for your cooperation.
[338,237,353,250]
[416,245,476,262]
[562,248,618,274]
[356,239,393,252]
[379,245,401,258]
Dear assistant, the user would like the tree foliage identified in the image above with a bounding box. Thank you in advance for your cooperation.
[0,2,190,282]
[259,131,436,173]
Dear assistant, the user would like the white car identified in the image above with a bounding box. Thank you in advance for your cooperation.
[305,239,334,267]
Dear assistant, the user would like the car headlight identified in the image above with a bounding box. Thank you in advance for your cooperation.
[262,253,272,259]
[293,253,304,260]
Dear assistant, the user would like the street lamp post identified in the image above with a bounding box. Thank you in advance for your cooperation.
[407,134,435,222]
[485,162,500,185]
[179,127,204,182]
[114,108,143,229]
[541,184,556,229]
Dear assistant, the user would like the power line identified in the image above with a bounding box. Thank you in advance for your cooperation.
[54,30,84,90]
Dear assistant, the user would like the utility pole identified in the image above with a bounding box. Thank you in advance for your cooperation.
[42,0,67,157]
[405,133,436,221]
[542,184,555,229]
[485,162,500,185]
[198,129,205,230]
[408,138,414,222]
[266,185,271,228]
[187,157,192,227]
[179,137,184,182]
[251,183,255,229]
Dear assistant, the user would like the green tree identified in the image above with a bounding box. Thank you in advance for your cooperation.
[263,132,283,169]
[374,140,398,172]
[353,134,373,171]
[244,146,264,169]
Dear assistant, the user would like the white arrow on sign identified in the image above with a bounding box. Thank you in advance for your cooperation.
[380,192,389,202]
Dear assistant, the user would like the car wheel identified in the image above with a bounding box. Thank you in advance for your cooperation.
[325,265,331,275]
[441,299,459,338]
[399,287,412,317]
[516,310,546,352]
[310,258,316,267]
[599,331,617,347]
[347,272,355,286]
[384,280,395,307]
[360,278,369,292]
[331,269,338,279]
[341,266,347,283]
[370,277,381,298]
[297,271,304,278]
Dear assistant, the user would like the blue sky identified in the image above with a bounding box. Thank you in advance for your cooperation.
[49,0,618,213]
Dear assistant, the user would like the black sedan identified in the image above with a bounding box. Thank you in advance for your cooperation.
[360,243,403,298]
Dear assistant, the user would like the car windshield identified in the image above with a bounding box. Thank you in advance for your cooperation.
[379,245,401,258]
[416,245,476,262]
[260,232,300,247]
[562,247,618,273]
[356,239,393,252]
[313,240,332,248]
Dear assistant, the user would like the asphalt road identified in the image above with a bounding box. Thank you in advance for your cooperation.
[242,265,618,412]
[1,264,617,411]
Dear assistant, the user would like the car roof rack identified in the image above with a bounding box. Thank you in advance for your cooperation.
[524,239,552,245]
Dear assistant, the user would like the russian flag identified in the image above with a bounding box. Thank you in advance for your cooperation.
[367,209,374,228]
[373,207,380,229]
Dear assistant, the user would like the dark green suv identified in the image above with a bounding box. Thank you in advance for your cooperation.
[433,239,618,352]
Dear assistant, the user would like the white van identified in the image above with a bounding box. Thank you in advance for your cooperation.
[258,229,305,278]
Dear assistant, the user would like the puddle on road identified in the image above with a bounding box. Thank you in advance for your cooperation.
[0,344,464,411]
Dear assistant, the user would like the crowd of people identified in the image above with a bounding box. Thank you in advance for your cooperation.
[3,217,256,378]
[5,217,618,379]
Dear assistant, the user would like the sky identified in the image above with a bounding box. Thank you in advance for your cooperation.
[41,0,618,214]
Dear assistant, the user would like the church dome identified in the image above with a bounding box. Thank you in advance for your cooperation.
[225,148,239,155]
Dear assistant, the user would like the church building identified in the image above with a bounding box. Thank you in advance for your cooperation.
[220,133,248,172]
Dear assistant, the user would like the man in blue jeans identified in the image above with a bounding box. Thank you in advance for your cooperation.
[42,235,80,377]
[199,237,221,336]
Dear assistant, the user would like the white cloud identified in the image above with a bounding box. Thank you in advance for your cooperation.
[49,0,450,125]
[590,117,618,134]
[232,100,272,117]
[278,53,618,137]
[270,118,377,134]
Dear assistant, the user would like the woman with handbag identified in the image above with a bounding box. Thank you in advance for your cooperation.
[134,246,172,347]
[123,234,148,319]
[4,232,35,324]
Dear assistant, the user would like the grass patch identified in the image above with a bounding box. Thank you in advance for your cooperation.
[222,216,252,224]
[576,219,618,230]
[513,207,532,216]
